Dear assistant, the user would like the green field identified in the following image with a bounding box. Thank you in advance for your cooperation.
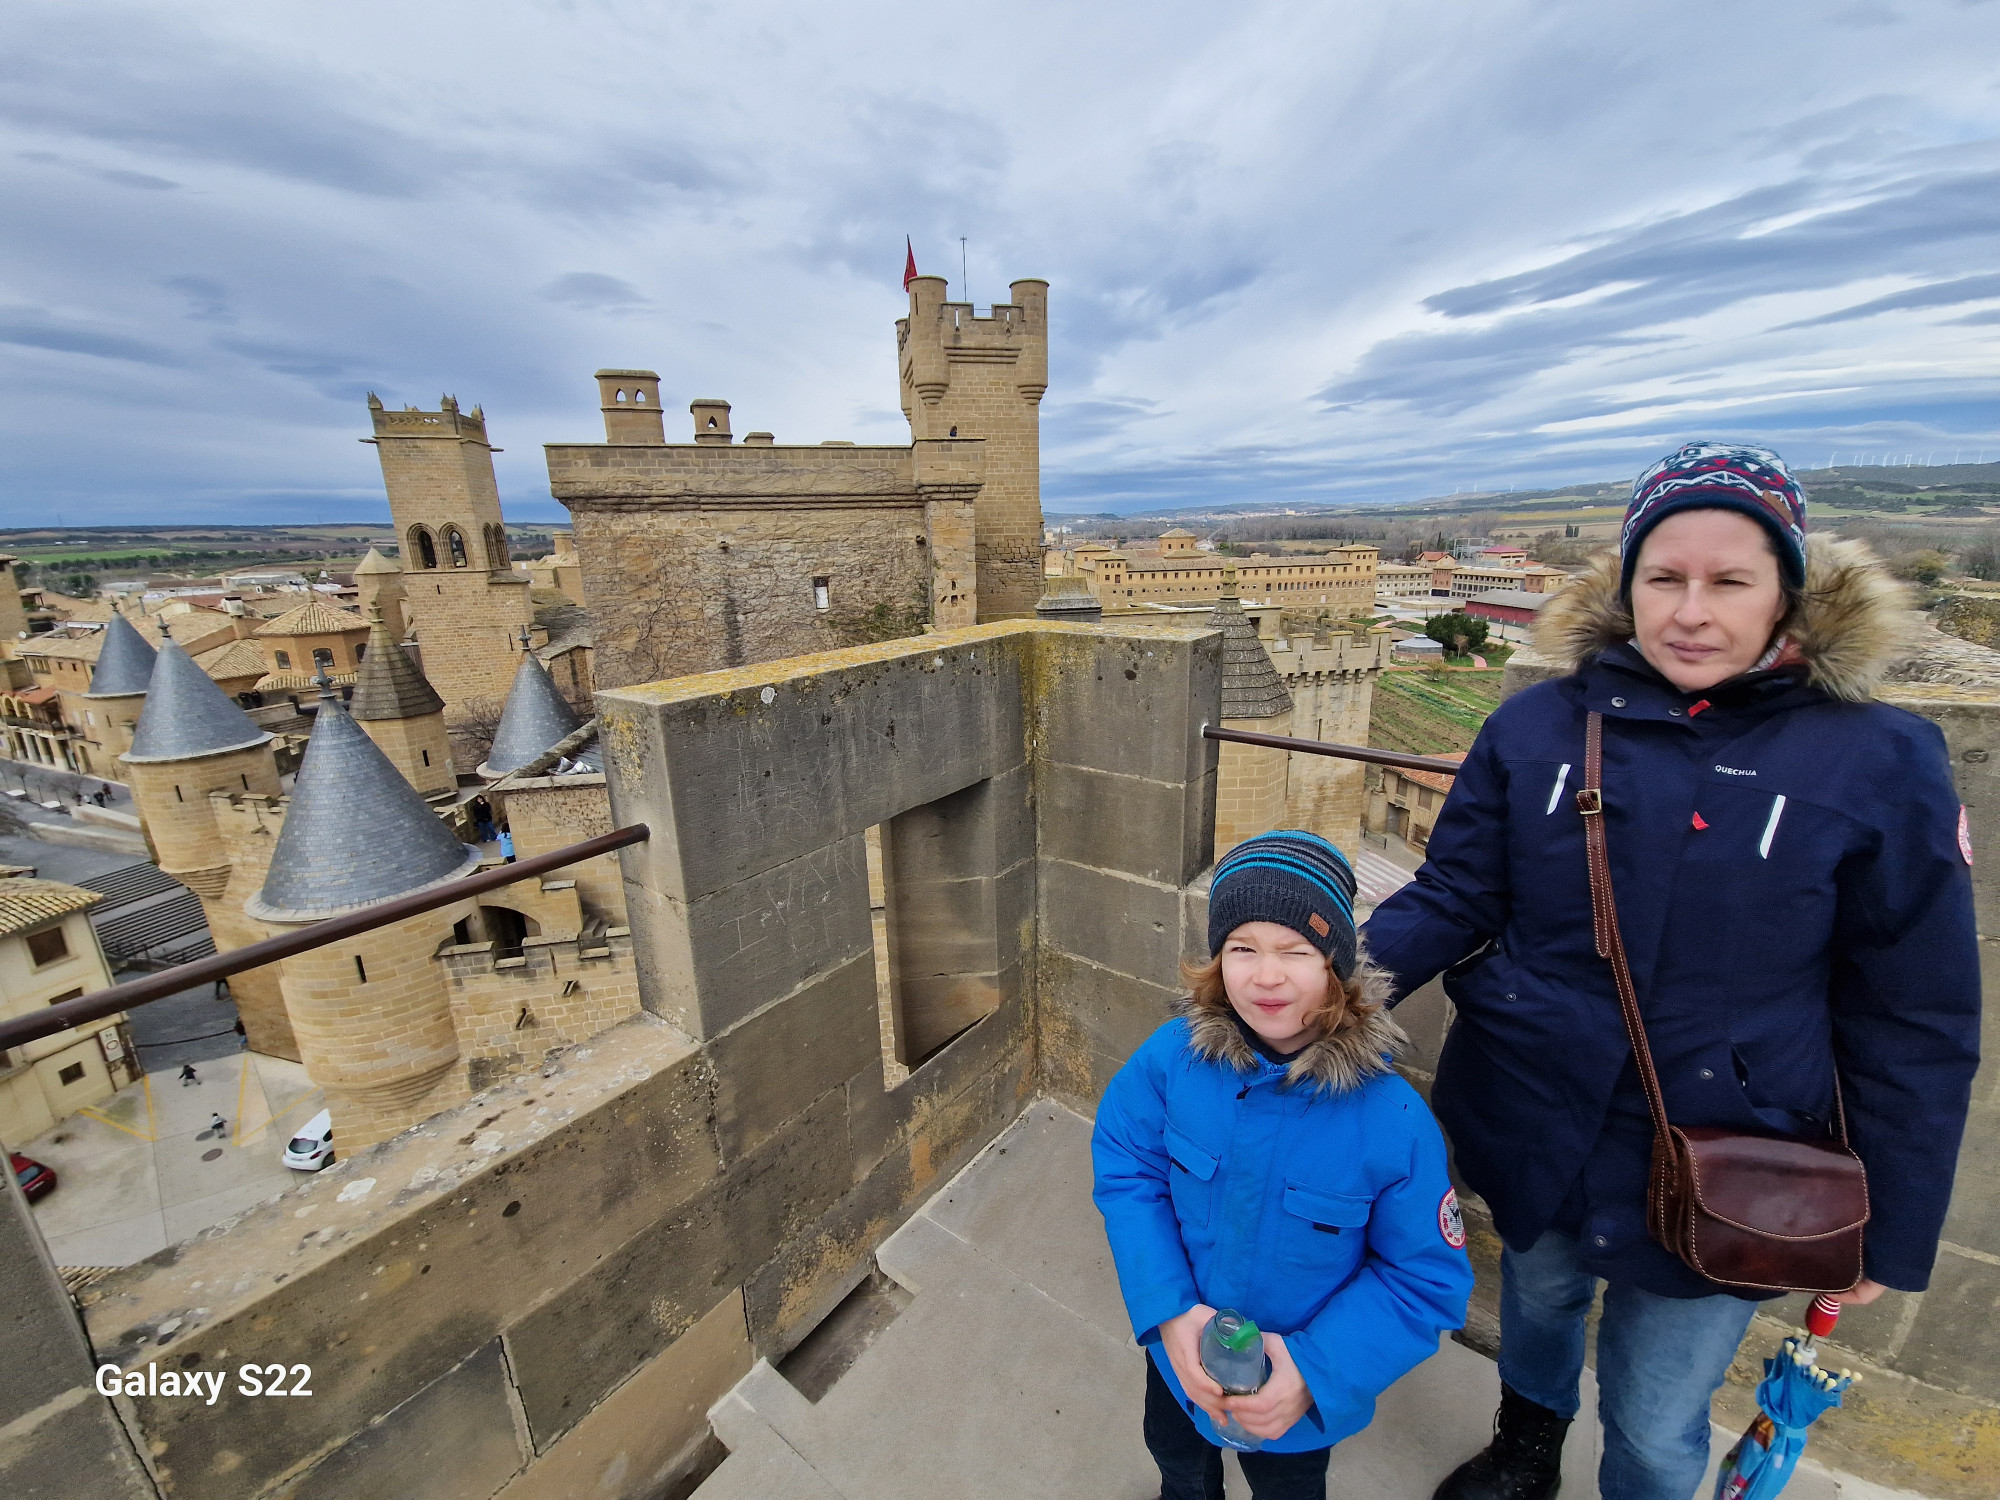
[1368,669,1506,755]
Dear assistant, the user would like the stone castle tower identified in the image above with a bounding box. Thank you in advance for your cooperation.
[350,609,456,800]
[364,393,533,720]
[120,639,297,1058]
[1210,564,1295,857]
[78,610,157,769]
[898,276,1048,620]
[245,683,484,1150]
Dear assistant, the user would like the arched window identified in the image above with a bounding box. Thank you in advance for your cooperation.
[312,647,335,669]
[444,527,468,568]
[634,389,646,404]
[409,526,437,570]
[485,524,508,570]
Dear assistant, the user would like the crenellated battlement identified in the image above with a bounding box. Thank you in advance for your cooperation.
[366,392,490,443]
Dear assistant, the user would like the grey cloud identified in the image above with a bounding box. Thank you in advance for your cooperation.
[539,273,651,310]
[1775,271,2000,327]
[0,308,179,365]
[161,276,233,324]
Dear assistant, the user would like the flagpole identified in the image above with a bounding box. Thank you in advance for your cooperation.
[960,238,969,307]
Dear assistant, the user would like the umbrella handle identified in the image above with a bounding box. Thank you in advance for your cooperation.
[1805,1296,1841,1339]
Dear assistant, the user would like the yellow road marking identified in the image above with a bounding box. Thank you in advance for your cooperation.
[232,1053,250,1146]
[76,1103,154,1142]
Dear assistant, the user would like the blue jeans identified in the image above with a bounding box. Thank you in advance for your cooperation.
[1498,1231,1756,1500]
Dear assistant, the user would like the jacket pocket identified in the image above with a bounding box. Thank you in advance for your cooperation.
[1278,1181,1372,1271]
[1165,1120,1219,1230]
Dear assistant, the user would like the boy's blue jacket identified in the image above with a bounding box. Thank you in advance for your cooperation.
[1093,994,1473,1453]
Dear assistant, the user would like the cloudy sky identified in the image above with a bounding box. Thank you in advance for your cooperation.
[5,1,2000,524]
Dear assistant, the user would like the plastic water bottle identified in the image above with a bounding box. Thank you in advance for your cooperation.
[1199,1308,1270,1452]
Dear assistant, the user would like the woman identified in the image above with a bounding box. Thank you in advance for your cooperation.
[1364,442,1980,1500]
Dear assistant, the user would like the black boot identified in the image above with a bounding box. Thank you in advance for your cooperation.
[1431,1383,1570,1500]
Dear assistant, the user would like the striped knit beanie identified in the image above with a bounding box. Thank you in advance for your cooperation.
[1620,441,1806,597]
[1208,831,1358,979]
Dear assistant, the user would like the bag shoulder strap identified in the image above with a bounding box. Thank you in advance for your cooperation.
[1578,712,1852,1150]
[1577,712,1674,1149]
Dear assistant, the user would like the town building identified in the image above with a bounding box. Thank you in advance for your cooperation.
[0,869,136,1144]
[1366,751,1468,856]
[514,529,586,606]
[251,596,372,694]
[1376,557,1571,603]
[1064,540,1381,615]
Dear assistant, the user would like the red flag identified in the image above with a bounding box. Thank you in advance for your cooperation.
[902,236,918,291]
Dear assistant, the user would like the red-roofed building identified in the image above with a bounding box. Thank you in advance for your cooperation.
[1370,751,1466,854]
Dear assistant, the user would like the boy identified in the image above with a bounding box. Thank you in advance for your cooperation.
[1093,831,1473,1500]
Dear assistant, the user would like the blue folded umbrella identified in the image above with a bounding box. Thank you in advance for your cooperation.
[1714,1321,1854,1500]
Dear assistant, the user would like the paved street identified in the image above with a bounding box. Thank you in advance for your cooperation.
[22,1049,321,1267]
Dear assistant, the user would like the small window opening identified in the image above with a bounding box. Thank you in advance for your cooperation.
[615,389,627,402]
[174,785,183,802]
[706,416,717,429]
[27,926,69,966]
[354,643,366,662]
[240,773,249,789]
[354,955,368,983]
[813,576,831,611]
[58,1062,86,1086]
[421,749,430,766]
[274,650,292,669]
[312,647,335,670]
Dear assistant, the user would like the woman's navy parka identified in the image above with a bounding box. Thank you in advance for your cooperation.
[1363,537,1981,1297]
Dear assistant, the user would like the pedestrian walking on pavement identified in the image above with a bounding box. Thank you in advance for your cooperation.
[209,1112,227,1136]
[179,1063,200,1086]
[1365,442,1980,1500]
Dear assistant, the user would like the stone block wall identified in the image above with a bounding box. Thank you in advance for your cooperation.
[548,440,984,688]
[497,774,627,927]
[17,620,1226,1500]
[440,928,640,1087]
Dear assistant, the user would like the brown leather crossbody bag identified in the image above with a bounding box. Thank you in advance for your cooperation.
[1577,711,1869,1294]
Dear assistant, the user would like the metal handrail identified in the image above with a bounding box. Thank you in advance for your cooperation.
[0,824,650,1053]
[1202,725,1464,777]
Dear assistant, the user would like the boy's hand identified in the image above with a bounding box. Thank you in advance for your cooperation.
[1157,1304,1228,1425]
[1222,1333,1313,1441]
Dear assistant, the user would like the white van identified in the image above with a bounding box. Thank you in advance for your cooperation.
[283,1109,334,1172]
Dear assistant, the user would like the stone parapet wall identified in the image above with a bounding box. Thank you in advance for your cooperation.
[26,620,1221,1500]
[441,928,640,1086]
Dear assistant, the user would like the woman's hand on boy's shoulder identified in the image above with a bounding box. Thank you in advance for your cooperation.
[1158,1303,1227,1424]
[1224,1335,1313,1443]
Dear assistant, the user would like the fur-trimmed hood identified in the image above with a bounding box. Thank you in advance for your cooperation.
[1532,533,1918,703]
[1175,949,1407,1096]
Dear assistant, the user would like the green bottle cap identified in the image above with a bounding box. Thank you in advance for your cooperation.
[1212,1310,1261,1351]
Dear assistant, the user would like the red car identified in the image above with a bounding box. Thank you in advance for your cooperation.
[10,1153,56,1202]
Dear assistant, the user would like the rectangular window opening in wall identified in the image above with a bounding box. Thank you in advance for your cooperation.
[58,1061,86,1086]
[866,777,1018,1090]
[812,576,831,611]
[26,926,68,967]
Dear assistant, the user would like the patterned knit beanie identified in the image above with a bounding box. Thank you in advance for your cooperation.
[1620,441,1806,598]
[1208,831,1358,979]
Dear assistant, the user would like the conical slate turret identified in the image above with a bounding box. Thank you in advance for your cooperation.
[124,641,273,762]
[478,648,583,777]
[349,611,445,721]
[247,686,478,921]
[86,612,157,697]
[1215,565,1290,720]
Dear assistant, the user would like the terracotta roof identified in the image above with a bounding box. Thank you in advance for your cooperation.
[256,670,358,692]
[255,598,365,638]
[125,641,273,763]
[13,686,60,705]
[192,638,270,682]
[0,877,104,938]
[1393,751,1466,796]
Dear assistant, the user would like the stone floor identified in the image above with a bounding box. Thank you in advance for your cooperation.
[23,1049,321,1267]
[696,1102,1926,1500]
